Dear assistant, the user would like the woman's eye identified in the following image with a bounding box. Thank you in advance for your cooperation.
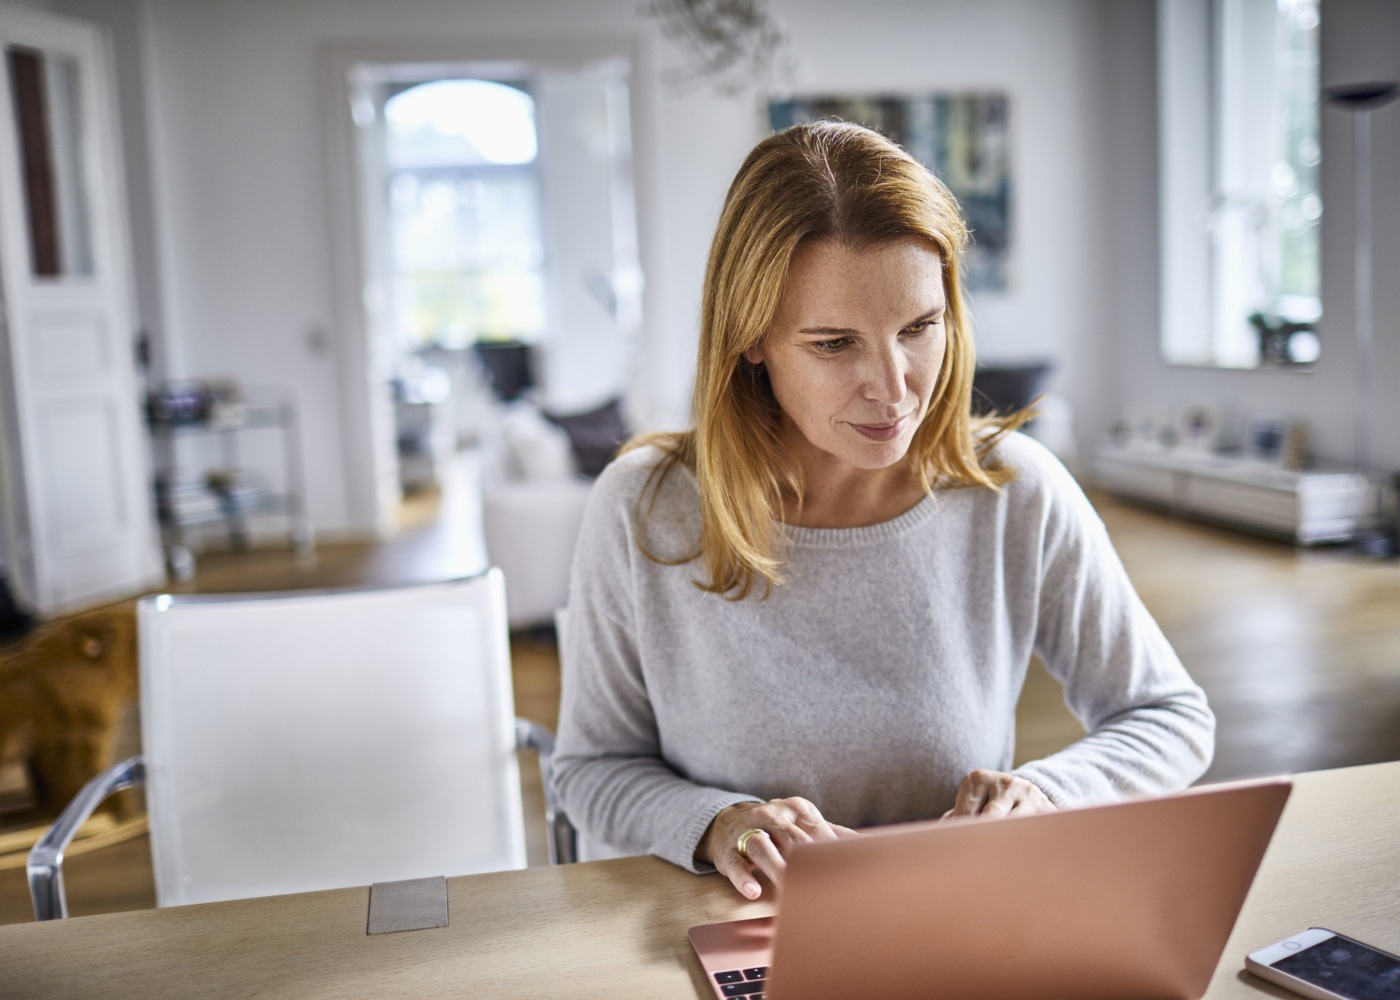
[905,318,942,336]
[812,338,851,354]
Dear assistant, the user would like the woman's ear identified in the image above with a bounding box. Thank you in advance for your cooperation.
[743,345,765,366]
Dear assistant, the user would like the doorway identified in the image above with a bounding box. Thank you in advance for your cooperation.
[327,44,643,536]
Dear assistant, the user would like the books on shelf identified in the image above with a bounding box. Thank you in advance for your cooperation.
[156,469,277,524]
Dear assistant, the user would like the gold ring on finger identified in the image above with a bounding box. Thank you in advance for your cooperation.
[736,827,768,859]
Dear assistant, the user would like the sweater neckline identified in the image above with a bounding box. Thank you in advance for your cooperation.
[659,446,944,548]
[780,494,940,548]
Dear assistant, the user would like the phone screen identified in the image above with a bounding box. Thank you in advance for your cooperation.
[1272,934,1400,999]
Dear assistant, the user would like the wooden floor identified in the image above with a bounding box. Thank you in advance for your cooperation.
[2,460,1398,925]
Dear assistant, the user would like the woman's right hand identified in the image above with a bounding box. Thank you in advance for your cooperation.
[697,797,858,900]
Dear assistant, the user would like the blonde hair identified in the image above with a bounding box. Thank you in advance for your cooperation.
[629,120,1030,599]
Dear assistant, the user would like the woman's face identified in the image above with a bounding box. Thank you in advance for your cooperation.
[745,237,947,477]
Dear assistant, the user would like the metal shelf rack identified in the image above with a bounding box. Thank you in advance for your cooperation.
[148,385,314,580]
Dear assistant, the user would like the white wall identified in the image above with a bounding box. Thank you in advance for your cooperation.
[55,0,1397,538]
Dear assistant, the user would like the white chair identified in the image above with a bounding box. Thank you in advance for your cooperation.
[28,570,575,920]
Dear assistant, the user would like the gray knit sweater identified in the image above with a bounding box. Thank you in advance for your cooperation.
[553,433,1215,872]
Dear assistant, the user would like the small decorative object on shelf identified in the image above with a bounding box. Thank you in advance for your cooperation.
[1244,412,1290,465]
[1113,402,1175,453]
[147,382,314,581]
[1175,404,1219,455]
[146,380,212,426]
[1248,310,1321,367]
[1243,413,1310,472]
[1283,424,1310,474]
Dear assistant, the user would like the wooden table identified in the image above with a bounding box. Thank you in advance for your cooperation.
[2,761,1397,999]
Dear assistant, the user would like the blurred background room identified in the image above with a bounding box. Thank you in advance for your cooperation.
[0,0,1397,924]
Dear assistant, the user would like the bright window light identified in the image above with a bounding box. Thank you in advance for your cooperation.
[383,78,547,348]
[386,79,538,166]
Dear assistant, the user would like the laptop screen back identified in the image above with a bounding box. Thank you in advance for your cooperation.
[760,781,1290,1000]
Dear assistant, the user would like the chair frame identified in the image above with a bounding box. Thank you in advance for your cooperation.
[27,756,146,921]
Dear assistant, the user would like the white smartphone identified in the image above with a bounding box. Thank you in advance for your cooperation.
[1246,927,1400,1000]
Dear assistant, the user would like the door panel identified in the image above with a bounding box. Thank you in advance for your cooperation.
[42,398,129,551]
[34,312,111,381]
[0,3,161,614]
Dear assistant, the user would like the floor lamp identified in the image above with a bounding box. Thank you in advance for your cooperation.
[1325,81,1399,555]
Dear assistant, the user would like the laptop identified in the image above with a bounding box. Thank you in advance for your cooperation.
[689,779,1291,1000]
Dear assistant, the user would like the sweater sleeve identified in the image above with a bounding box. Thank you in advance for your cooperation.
[1008,445,1216,806]
[552,453,761,871]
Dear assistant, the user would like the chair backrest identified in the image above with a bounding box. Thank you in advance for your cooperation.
[137,571,524,907]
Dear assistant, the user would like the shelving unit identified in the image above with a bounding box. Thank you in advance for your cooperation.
[148,387,314,580]
[1092,445,1372,545]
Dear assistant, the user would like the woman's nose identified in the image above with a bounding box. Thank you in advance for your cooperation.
[861,343,905,403]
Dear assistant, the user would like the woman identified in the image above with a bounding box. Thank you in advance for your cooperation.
[553,121,1214,900]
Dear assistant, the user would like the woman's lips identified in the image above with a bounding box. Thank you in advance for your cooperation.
[851,416,908,441]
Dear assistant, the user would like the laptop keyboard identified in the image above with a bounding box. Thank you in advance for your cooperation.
[714,966,768,996]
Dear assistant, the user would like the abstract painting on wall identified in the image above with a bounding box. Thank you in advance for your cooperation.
[768,93,1012,292]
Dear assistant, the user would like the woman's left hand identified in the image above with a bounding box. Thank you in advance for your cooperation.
[943,769,1055,819]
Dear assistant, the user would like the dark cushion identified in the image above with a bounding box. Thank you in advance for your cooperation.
[474,341,535,402]
[543,398,630,478]
[971,363,1053,417]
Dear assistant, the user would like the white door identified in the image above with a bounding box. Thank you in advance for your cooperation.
[0,4,161,616]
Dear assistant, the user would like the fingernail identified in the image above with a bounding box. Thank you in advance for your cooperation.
[742,881,760,899]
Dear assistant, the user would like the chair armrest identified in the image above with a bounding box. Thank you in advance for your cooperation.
[514,719,577,865]
[27,756,146,921]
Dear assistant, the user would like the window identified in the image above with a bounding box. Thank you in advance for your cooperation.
[383,79,547,349]
[1271,0,1322,323]
[1158,0,1321,368]
[7,46,94,279]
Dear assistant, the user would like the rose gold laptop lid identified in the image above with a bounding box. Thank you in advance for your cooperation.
[690,779,1291,1000]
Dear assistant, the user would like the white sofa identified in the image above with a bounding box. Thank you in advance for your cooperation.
[479,403,593,631]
